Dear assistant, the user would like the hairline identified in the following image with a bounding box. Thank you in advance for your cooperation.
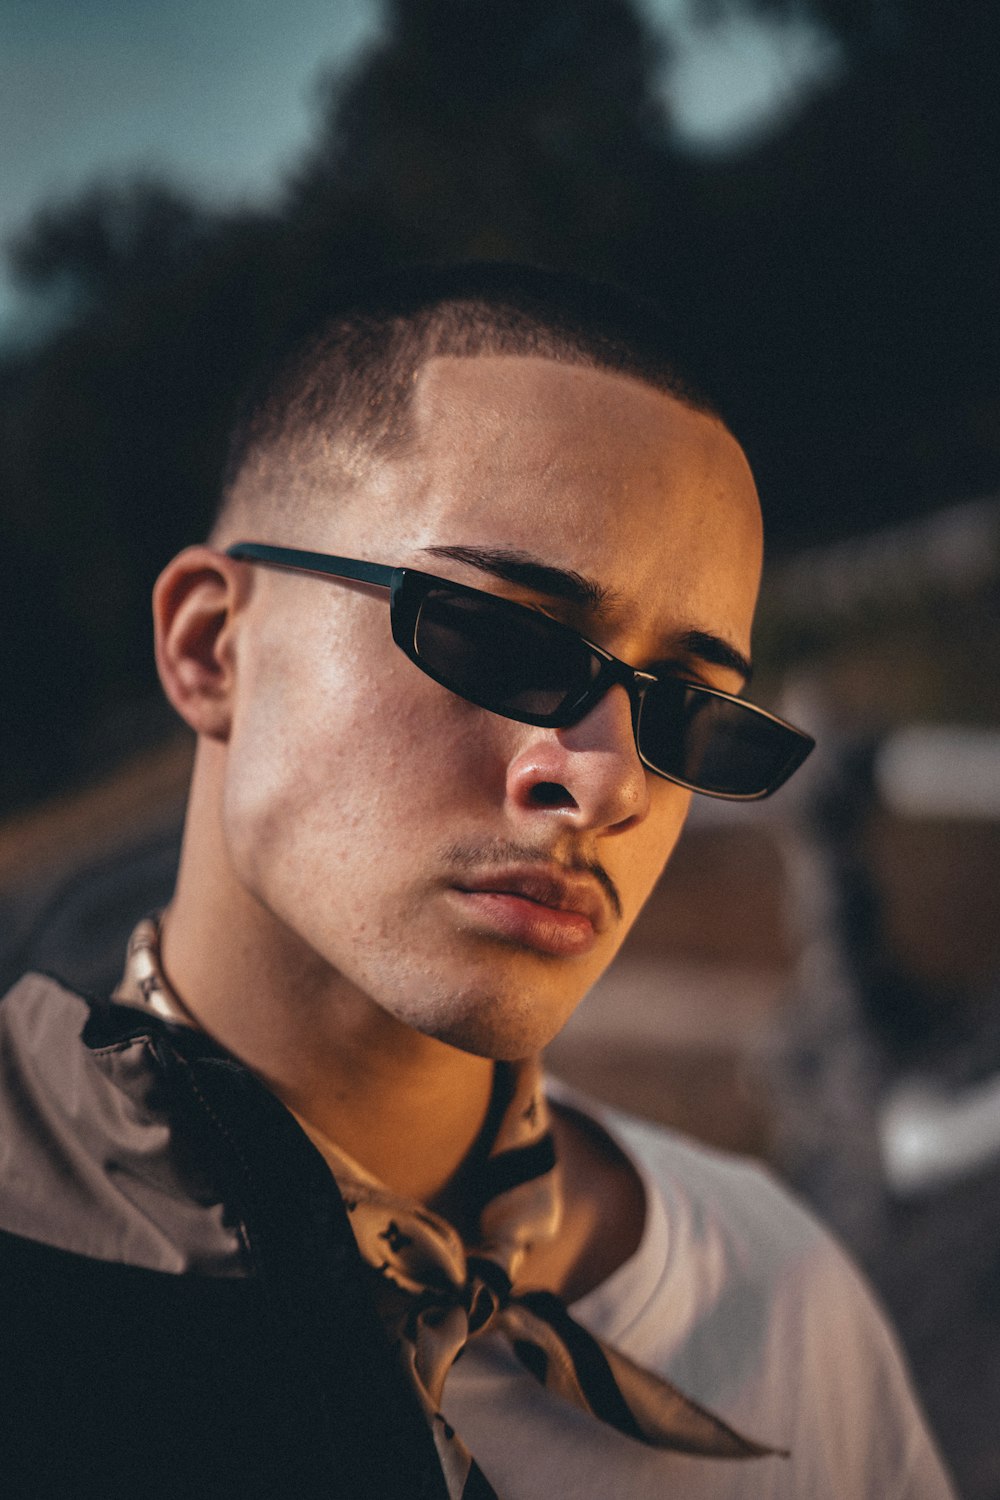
[214,270,725,539]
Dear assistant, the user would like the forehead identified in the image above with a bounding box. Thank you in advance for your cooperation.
[333,354,763,652]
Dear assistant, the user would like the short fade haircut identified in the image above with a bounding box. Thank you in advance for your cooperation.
[215,261,722,537]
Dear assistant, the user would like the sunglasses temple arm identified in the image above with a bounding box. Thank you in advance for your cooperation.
[226,543,395,590]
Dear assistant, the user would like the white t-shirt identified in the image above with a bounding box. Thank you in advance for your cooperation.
[442,1085,955,1500]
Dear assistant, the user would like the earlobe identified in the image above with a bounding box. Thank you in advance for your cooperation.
[153,546,245,741]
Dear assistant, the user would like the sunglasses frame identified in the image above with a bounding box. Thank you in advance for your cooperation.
[226,541,814,799]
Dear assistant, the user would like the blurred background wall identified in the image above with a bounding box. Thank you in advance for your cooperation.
[2,2,999,1492]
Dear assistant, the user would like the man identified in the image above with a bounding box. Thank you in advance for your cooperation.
[0,265,953,1498]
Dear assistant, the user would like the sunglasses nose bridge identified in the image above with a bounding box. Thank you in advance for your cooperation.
[617,668,665,777]
[580,657,655,749]
[621,664,656,727]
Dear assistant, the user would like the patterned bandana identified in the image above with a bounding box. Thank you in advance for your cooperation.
[116,918,781,1499]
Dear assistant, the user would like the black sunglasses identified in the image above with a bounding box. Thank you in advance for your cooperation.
[226,542,814,800]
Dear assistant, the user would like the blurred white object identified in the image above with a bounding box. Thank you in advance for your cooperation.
[879,1073,1000,1195]
[876,726,1000,820]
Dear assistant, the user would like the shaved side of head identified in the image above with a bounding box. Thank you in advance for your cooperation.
[213,262,723,543]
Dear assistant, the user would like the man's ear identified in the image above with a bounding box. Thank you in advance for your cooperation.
[153,546,249,741]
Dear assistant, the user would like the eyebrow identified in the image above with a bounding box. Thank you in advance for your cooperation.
[678,629,753,684]
[421,544,753,684]
[423,544,613,610]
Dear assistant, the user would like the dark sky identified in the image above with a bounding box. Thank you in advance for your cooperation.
[0,0,380,328]
[0,0,840,335]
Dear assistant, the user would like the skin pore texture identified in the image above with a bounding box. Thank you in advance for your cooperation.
[153,354,763,1297]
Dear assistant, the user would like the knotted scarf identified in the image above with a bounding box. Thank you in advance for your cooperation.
[116,919,781,1499]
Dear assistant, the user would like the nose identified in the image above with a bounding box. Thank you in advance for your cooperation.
[505,684,652,834]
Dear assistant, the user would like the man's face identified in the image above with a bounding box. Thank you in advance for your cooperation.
[218,356,763,1058]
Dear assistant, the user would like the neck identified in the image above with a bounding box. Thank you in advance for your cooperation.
[159,743,495,1209]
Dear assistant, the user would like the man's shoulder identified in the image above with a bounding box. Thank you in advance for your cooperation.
[547,1075,907,1374]
[548,1075,825,1276]
[0,969,242,1274]
[0,966,154,1122]
[0,969,153,1261]
[1,966,92,1027]
[0,969,101,1144]
[610,1105,828,1266]
[545,1080,956,1497]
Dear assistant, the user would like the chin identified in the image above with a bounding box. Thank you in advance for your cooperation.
[391,979,580,1062]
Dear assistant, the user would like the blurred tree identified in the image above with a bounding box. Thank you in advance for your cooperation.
[293,0,682,271]
[0,189,289,807]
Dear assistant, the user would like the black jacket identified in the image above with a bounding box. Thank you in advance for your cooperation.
[0,974,449,1500]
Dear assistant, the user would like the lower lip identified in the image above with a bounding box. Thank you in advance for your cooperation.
[450,890,597,957]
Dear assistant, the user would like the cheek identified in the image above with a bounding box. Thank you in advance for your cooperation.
[221,630,509,893]
[617,783,692,921]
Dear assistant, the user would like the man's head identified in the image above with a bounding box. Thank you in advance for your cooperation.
[212,262,721,544]
[154,264,771,1060]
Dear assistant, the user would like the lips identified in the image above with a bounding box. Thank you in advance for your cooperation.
[449,865,611,957]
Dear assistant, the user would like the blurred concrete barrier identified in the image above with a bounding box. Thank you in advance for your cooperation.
[877,724,1000,820]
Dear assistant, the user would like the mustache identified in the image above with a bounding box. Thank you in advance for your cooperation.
[441,839,623,924]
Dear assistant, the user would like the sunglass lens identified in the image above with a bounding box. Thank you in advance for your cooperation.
[638,681,802,797]
[415,586,599,721]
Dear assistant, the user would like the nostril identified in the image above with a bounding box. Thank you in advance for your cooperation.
[528,781,576,809]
